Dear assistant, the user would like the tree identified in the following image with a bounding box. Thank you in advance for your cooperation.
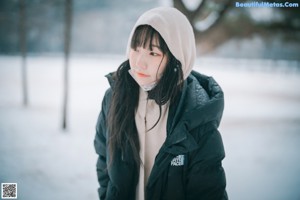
[173,0,300,54]
[62,0,72,130]
[19,0,28,106]
[173,0,231,34]
[173,0,232,53]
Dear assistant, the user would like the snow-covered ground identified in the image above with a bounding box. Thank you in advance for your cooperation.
[0,55,300,200]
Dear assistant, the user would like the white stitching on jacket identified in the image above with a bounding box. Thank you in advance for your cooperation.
[171,155,184,166]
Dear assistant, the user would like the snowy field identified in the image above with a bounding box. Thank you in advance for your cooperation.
[0,55,300,200]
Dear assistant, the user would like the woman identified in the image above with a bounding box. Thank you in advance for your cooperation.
[94,7,228,200]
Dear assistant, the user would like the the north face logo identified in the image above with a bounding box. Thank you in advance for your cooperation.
[171,155,184,166]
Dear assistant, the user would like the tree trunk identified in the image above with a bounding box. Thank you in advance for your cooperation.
[19,0,28,106]
[173,0,232,54]
[62,0,72,130]
[173,0,231,33]
[173,0,205,24]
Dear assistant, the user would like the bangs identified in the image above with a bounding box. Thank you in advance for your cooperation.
[130,25,169,54]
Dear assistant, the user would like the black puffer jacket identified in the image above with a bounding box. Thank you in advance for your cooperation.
[94,70,228,200]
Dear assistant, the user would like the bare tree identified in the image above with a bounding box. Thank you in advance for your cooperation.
[173,0,300,54]
[62,0,73,130]
[173,0,233,53]
[173,0,231,33]
[19,0,28,106]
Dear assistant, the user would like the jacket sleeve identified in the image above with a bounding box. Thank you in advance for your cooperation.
[186,127,228,200]
[94,89,112,200]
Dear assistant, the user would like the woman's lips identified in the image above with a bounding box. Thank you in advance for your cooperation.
[135,71,150,78]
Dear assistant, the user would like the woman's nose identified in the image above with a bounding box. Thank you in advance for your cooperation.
[136,53,147,70]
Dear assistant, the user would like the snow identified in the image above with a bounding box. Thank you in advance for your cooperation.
[0,55,300,200]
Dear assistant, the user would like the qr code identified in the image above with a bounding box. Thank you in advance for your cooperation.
[1,183,17,199]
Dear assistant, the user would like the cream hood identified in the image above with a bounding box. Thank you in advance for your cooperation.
[126,7,196,79]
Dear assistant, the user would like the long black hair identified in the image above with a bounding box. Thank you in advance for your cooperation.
[107,25,184,168]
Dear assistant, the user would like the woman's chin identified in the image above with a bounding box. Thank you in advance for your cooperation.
[137,80,151,86]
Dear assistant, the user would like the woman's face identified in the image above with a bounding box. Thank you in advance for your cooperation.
[129,39,168,86]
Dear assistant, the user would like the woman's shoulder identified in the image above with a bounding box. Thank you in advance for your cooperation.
[101,71,115,102]
[102,87,113,104]
[105,72,115,88]
[184,70,224,108]
[169,70,224,132]
[188,70,223,97]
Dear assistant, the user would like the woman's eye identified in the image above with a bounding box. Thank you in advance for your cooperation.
[150,52,159,56]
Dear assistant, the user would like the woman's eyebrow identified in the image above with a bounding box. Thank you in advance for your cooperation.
[150,44,162,50]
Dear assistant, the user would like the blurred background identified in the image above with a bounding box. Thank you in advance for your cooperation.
[0,0,300,200]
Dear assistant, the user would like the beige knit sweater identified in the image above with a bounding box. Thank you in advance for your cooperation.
[135,88,169,200]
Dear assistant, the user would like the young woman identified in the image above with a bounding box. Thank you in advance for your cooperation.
[94,7,228,200]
